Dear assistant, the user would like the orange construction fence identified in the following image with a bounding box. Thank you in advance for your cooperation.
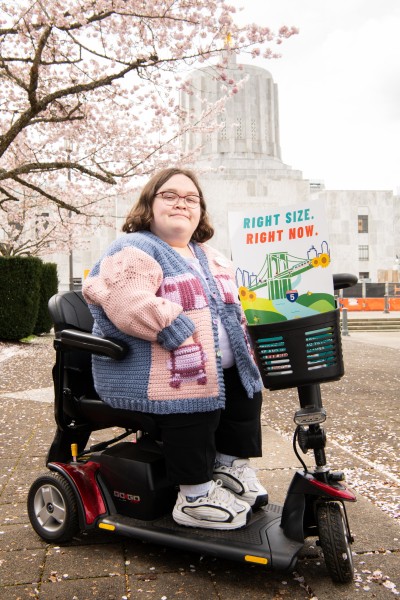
[339,298,400,312]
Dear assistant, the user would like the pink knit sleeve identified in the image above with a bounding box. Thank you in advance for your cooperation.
[83,246,186,341]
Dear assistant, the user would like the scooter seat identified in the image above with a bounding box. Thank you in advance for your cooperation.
[76,396,161,438]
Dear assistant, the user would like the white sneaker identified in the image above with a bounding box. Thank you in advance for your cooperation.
[172,479,251,530]
[213,459,268,508]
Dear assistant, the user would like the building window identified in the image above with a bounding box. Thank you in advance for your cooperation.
[236,118,243,139]
[251,118,256,140]
[359,272,369,280]
[219,119,227,140]
[358,215,368,233]
[359,245,369,260]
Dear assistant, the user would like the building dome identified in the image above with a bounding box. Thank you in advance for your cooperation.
[180,55,297,176]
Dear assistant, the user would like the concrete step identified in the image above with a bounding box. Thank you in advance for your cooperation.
[342,318,400,332]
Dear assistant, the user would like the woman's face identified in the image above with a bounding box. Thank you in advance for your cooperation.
[150,174,201,247]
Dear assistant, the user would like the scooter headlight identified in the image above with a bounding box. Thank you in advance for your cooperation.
[294,407,327,425]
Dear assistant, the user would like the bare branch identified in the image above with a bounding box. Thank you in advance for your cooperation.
[29,101,85,125]
[28,25,52,108]
[0,186,21,206]
[29,113,84,125]
[0,28,19,35]
[10,175,82,213]
[0,54,80,65]
[9,222,58,256]
[0,161,116,184]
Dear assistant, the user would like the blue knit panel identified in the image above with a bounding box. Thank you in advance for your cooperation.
[157,313,196,350]
[101,395,225,414]
[92,336,151,401]
[89,304,152,401]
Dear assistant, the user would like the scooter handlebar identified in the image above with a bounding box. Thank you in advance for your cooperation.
[333,273,358,291]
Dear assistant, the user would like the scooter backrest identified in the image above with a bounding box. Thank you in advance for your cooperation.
[49,291,93,334]
[49,291,99,414]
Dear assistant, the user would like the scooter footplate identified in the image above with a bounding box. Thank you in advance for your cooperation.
[98,503,303,570]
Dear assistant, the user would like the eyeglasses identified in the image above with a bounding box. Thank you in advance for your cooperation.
[154,191,201,209]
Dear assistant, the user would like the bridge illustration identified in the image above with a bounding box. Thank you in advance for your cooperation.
[236,243,330,301]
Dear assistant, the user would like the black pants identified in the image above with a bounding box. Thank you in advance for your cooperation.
[152,365,263,485]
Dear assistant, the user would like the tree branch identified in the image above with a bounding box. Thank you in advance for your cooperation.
[29,113,84,125]
[29,100,84,125]
[28,25,52,109]
[0,161,116,184]
[0,54,81,65]
[0,186,21,207]
[9,175,82,213]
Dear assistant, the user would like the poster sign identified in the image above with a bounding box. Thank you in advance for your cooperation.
[228,201,335,325]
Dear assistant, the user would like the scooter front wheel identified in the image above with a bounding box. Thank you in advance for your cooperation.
[316,501,354,583]
[27,472,79,542]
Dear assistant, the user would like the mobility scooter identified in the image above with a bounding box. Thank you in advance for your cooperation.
[27,274,357,583]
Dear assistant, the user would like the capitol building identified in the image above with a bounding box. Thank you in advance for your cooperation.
[57,56,400,289]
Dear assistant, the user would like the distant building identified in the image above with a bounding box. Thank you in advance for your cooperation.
[310,189,399,282]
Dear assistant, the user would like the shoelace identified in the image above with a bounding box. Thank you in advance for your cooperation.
[204,480,244,511]
[228,463,257,483]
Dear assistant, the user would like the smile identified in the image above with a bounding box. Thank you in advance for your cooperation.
[170,213,190,219]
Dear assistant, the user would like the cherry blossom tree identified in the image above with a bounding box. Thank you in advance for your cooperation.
[0,187,105,256]
[0,0,297,256]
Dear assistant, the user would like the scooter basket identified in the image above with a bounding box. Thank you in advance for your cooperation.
[247,309,344,390]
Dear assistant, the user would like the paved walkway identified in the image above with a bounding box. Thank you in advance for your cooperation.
[343,328,400,351]
[0,333,399,599]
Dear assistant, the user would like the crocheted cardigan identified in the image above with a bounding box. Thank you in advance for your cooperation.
[82,231,262,414]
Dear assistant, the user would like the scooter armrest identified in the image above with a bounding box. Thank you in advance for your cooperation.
[57,329,128,360]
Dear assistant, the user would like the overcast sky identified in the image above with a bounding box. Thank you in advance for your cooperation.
[234,0,399,192]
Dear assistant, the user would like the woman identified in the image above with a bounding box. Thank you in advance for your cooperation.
[83,167,267,530]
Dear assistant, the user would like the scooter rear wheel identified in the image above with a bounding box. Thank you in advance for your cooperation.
[27,472,79,542]
[317,501,354,583]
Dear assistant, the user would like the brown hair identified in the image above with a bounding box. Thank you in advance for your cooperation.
[122,168,214,242]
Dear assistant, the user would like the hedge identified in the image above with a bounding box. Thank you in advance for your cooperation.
[33,262,58,335]
[0,257,58,340]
